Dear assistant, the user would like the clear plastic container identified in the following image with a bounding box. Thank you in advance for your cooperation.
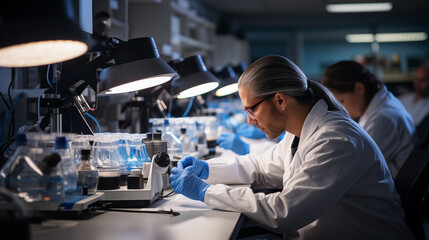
[162,119,182,158]
[1,134,64,202]
[196,121,208,155]
[55,136,78,201]
[179,128,191,154]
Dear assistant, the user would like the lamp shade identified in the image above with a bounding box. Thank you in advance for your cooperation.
[215,65,239,97]
[233,62,248,77]
[0,0,90,67]
[99,37,176,95]
[171,55,220,99]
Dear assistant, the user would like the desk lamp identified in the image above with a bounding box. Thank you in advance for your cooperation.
[0,0,90,67]
[215,65,239,97]
[233,61,248,77]
[171,55,220,99]
[40,37,176,134]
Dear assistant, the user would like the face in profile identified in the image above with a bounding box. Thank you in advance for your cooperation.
[414,67,429,98]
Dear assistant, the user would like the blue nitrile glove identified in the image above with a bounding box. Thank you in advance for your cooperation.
[177,156,209,179]
[217,133,250,155]
[170,167,210,202]
[236,124,266,139]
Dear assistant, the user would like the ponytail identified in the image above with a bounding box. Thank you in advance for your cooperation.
[308,80,348,115]
[239,55,348,115]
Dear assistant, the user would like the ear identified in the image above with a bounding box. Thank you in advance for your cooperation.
[354,82,365,96]
[273,92,288,111]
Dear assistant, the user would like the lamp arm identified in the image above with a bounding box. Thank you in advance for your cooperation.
[55,52,113,95]
[53,38,123,95]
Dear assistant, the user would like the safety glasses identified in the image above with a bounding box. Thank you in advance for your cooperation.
[242,94,275,120]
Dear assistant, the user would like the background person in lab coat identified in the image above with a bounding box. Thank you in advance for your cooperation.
[322,60,415,178]
[169,55,413,239]
[399,65,429,126]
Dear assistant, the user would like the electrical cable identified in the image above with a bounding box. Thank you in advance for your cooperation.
[37,95,42,120]
[0,92,10,111]
[0,137,16,169]
[182,97,194,117]
[85,112,101,133]
[8,69,15,138]
[0,92,23,141]
[46,64,53,89]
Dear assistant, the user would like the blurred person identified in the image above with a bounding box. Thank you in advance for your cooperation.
[322,60,415,178]
[169,55,413,239]
[216,124,282,155]
[399,65,429,126]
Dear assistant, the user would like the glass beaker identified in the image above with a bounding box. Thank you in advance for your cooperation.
[92,135,121,190]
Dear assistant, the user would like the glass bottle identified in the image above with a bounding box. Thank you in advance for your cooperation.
[196,121,208,155]
[179,128,191,154]
[1,134,64,202]
[55,136,78,201]
[77,149,99,195]
[161,119,182,157]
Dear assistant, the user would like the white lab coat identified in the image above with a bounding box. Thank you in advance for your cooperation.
[204,100,414,240]
[359,86,415,178]
[399,92,429,126]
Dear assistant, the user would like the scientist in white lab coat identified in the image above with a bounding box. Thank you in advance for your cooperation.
[169,55,414,239]
[322,60,415,178]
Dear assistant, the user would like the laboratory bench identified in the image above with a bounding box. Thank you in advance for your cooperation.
[30,189,245,240]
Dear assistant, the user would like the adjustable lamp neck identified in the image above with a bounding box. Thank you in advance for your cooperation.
[52,37,121,95]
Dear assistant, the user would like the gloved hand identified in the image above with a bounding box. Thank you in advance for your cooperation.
[177,156,209,179]
[170,167,210,202]
[236,124,266,139]
[217,133,250,155]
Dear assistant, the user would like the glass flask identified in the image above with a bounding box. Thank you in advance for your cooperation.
[77,149,99,195]
[92,135,121,190]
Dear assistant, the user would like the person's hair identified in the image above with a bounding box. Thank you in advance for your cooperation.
[238,55,347,114]
[322,60,382,106]
[94,11,110,20]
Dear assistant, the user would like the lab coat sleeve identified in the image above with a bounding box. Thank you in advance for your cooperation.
[249,140,277,155]
[204,132,362,233]
[363,115,402,175]
[206,136,291,189]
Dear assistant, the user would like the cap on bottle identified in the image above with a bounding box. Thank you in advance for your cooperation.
[181,128,186,134]
[146,132,153,141]
[15,134,27,146]
[153,132,162,140]
[81,149,91,159]
[55,136,68,149]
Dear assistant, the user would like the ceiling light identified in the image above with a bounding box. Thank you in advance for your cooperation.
[346,34,375,43]
[326,2,392,13]
[376,32,428,42]
[346,32,428,43]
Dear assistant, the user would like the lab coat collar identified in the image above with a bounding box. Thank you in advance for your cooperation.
[359,86,387,127]
[299,99,328,144]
